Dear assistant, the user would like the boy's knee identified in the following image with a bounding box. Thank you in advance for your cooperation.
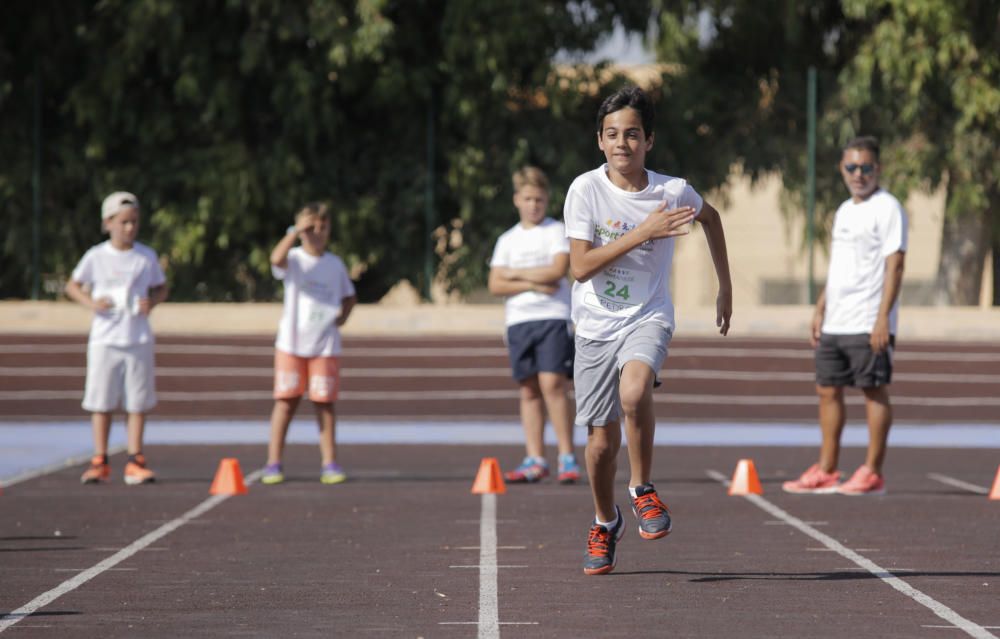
[816,385,843,402]
[538,374,567,396]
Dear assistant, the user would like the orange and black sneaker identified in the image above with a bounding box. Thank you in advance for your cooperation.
[629,483,672,540]
[123,453,156,485]
[80,455,110,484]
[583,505,625,576]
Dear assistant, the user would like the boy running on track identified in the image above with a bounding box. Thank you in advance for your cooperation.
[66,191,168,485]
[488,166,580,484]
[262,203,357,485]
[565,86,732,575]
[783,136,907,496]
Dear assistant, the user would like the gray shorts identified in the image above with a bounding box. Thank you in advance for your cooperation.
[573,321,672,428]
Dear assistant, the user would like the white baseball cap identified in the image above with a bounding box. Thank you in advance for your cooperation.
[101,191,140,220]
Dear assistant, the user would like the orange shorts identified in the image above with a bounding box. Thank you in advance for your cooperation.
[273,350,340,403]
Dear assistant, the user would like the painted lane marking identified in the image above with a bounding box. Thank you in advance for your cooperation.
[6,342,1000,362]
[439,622,539,626]
[706,469,998,639]
[5,389,1000,408]
[0,469,262,633]
[923,627,1000,631]
[478,493,499,639]
[927,473,990,495]
[6,365,1000,385]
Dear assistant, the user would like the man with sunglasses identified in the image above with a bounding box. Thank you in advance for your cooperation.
[783,136,907,496]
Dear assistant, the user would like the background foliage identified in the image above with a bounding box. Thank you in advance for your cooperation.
[1,0,650,302]
[2,1,997,303]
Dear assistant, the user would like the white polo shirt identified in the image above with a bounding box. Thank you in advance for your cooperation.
[822,189,908,335]
[489,218,571,327]
[563,165,703,341]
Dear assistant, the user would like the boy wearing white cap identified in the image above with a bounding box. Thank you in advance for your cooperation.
[65,191,168,485]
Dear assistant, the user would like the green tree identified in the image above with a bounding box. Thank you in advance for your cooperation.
[650,0,999,305]
[836,0,1000,305]
[1,0,651,302]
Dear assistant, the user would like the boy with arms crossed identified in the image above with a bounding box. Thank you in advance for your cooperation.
[262,203,357,485]
[489,166,580,484]
[66,191,168,485]
[565,87,732,575]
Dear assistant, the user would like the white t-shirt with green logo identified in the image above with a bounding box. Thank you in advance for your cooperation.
[564,165,703,341]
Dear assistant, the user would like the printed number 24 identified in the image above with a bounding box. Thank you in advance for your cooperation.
[603,281,630,301]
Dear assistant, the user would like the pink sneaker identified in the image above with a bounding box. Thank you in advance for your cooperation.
[836,465,886,495]
[781,463,841,494]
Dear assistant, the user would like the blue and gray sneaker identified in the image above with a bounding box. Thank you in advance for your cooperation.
[583,505,625,575]
[557,453,581,484]
[629,483,672,540]
[504,456,549,483]
[320,462,347,485]
[261,463,284,485]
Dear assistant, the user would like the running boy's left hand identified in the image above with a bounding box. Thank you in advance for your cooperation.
[716,287,732,336]
[136,297,152,316]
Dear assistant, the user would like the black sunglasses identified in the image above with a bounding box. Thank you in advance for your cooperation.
[844,163,875,175]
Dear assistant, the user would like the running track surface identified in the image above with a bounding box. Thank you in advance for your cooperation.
[2,334,1000,422]
[1,334,998,638]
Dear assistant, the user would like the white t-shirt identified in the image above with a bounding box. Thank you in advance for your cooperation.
[489,218,571,327]
[71,241,166,347]
[564,165,704,341]
[273,247,356,357]
[822,189,908,335]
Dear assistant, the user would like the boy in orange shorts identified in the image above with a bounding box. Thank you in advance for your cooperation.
[262,203,357,485]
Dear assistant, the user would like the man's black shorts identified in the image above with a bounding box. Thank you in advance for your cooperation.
[505,319,574,381]
[815,332,895,388]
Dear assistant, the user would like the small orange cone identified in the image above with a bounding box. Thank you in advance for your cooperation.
[989,464,1000,501]
[728,458,763,495]
[210,458,248,495]
[471,457,506,495]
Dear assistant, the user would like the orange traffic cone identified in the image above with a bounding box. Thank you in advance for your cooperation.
[989,464,1000,501]
[210,458,248,495]
[728,458,763,495]
[471,457,506,495]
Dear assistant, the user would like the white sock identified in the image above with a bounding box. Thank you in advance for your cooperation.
[595,512,619,531]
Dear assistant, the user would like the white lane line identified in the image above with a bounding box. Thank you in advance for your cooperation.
[439,622,540,626]
[7,366,1000,385]
[5,389,1000,408]
[0,446,126,488]
[706,469,997,639]
[450,565,527,569]
[478,492,499,639]
[924,627,1000,630]
[0,469,262,633]
[927,473,990,495]
[6,342,1000,362]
